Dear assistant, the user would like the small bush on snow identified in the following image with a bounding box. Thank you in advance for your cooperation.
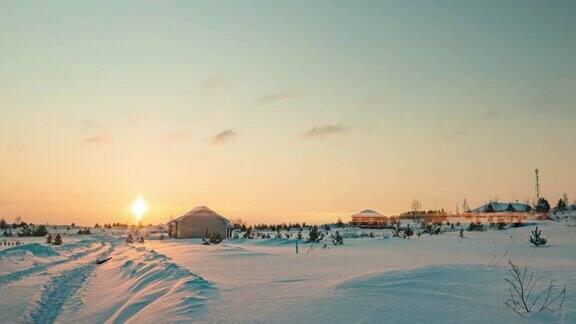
[496,218,507,230]
[203,229,223,245]
[467,221,485,232]
[77,228,91,235]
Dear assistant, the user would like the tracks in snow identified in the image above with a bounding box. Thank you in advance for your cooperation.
[27,262,96,323]
[0,240,106,287]
[22,240,116,324]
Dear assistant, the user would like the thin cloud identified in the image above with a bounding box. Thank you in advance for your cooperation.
[259,91,300,103]
[202,77,232,92]
[80,119,93,131]
[81,136,109,146]
[160,132,191,143]
[211,130,237,144]
[80,119,104,133]
[301,124,346,139]
[481,109,501,119]
[0,200,11,206]
[364,95,386,104]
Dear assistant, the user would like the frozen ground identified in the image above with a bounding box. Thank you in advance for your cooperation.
[1,219,576,323]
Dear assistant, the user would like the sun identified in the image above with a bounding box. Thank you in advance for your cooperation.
[132,196,148,223]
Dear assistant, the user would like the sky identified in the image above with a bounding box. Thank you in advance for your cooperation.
[1,0,575,226]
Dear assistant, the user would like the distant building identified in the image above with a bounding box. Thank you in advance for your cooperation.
[470,202,531,213]
[167,206,231,239]
[350,209,388,226]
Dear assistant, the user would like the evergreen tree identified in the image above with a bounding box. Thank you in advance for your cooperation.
[242,226,253,239]
[554,198,567,213]
[296,229,303,240]
[331,231,344,245]
[0,219,8,229]
[33,225,48,236]
[403,224,414,238]
[506,204,516,212]
[467,221,485,231]
[307,225,323,243]
[53,233,63,245]
[529,227,547,246]
[46,233,53,245]
[483,203,495,213]
[335,218,344,228]
[535,198,551,213]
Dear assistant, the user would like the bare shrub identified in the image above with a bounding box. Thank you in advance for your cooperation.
[504,260,566,316]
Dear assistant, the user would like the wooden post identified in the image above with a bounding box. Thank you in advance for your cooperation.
[295,240,299,254]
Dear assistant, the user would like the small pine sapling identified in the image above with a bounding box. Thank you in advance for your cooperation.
[529,227,547,247]
[53,233,63,245]
[296,229,303,240]
[307,226,324,243]
[46,233,53,245]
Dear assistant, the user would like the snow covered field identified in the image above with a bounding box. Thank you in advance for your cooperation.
[1,220,576,323]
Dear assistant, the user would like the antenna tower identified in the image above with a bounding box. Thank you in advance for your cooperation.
[535,169,540,200]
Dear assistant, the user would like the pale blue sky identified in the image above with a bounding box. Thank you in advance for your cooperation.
[1,1,575,224]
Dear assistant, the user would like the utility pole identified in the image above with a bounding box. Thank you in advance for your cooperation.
[535,169,540,201]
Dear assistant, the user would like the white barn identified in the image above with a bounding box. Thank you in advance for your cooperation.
[167,206,232,239]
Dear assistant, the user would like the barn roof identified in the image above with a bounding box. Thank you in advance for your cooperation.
[470,202,531,213]
[351,209,387,218]
[167,206,230,225]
